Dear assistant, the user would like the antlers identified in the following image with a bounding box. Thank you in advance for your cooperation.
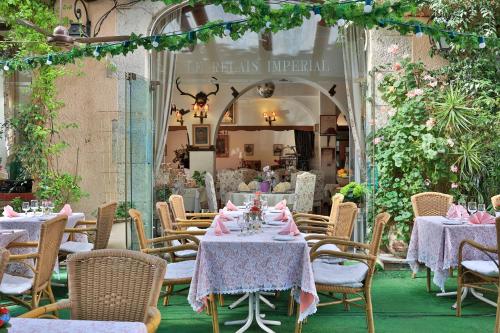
[175,77,196,100]
[175,77,219,105]
[206,77,219,97]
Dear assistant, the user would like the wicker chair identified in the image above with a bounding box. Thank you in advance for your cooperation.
[0,216,67,310]
[169,194,216,226]
[60,201,118,254]
[411,192,453,291]
[205,172,218,213]
[295,212,390,333]
[492,195,500,210]
[0,248,10,284]
[294,194,345,234]
[20,249,166,333]
[456,216,500,317]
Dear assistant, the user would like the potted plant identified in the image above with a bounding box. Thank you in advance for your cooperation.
[191,171,206,188]
[336,168,349,187]
[260,166,274,193]
[340,182,365,205]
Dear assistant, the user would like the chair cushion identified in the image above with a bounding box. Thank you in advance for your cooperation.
[312,261,368,288]
[171,240,197,258]
[0,274,33,294]
[165,260,195,280]
[60,241,94,253]
[462,260,499,277]
[316,243,346,264]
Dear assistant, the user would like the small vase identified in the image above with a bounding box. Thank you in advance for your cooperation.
[259,181,271,193]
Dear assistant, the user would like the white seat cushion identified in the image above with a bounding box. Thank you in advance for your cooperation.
[313,261,369,288]
[462,260,499,277]
[316,243,346,264]
[0,274,33,294]
[171,240,197,258]
[60,241,94,253]
[165,260,195,280]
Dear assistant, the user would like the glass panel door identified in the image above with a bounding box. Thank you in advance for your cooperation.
[125,73,154,249]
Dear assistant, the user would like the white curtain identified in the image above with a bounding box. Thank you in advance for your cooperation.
[151,9,182,177]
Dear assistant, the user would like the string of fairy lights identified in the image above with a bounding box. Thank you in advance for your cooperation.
[1,0,497,72]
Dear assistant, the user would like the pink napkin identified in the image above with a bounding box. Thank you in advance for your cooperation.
[217,209,234,222]
[278,220,300,236]
[446,204,469,219]
[273,210,289,222]
[274,200,287,210]
[59,204,72,216]
[2,205,20,218]
[225,200,238,211]
[214,219,230,236]
[469,211,495,224]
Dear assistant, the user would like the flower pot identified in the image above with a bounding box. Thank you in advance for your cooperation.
[337,176,349,187]
[259,181,271,193]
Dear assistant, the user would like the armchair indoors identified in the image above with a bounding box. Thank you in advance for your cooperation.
[20,249,166,333]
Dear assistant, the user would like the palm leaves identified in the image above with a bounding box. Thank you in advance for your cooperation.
[431,85,477,134]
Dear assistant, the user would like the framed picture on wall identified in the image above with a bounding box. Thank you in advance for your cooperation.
[320,115,337,136]
[216,134,229,157]
[273,144,283,156]
[192,124,211,147]
[244,144,254,156]
[221,103,236,124]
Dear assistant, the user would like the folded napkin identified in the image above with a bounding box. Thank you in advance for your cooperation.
[217,209,234,222]
[238,182,250,192]
[469,211,495,224]
[59,204,72,216]
[273,210,289,222]
[446,204,469,219]
[225,200,238,211]
[214,219,230,236]
[278,220,300,236]
[274,200,287,210]
[2,205,20,218]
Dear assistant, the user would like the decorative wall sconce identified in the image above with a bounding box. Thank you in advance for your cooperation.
[170,104,190,126]
[175,77,219,124]
[264,111,276,126]
[193,103,209,124]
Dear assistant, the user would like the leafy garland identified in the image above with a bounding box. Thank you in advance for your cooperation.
[1,0,498,71]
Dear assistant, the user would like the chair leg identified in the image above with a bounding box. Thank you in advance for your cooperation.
[456,274,463,317]
[46,284,59,318]
[342,293,350,311]
[495,290,500,333]
[210,294,220,333]
[163,285,173,306]
[294,300,303,333]
[288,292,295,316]
[426,267,431,292]
[365,290,375,333]
[218,294,224,307]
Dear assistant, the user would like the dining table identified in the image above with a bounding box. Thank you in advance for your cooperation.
[0,229,33,277]
[224,192,295,209]
[188,207,318,333]
[8,318,147,333]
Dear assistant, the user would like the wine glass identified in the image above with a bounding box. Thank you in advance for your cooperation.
[30,200,39,215]
[477,203,486,212]
[468,202,477,215]
[47,200,54,214]
[22,202,30,216]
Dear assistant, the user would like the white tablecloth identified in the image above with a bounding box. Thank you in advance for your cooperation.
[188,208,318,322]
[224,192,295,209]
[0,229,32,277]
[183,188,208,212]
[0,213,87,243]
[8,318,147,333]
[406,216,496,291]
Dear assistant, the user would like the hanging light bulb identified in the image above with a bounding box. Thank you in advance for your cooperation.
[337,18,346,27]
[93,46,101,57]
[415,26,423,38]
[223,23,232,36]
[152,36,159,48]
[46,54,53,65]
[478,36,486,49]
[3,63,9,71]
[364,0,373,13]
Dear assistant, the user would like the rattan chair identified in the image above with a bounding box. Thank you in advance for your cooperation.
[411,192,453,291]
[0,216,67,310]
[294,194,345,237]
[60,201,118,254]
[456,216,500,317]
[20,249,166,333]
[169,194,215,228]
[294,212,390,333]
[0,248,10,284]
[492,195,500,210]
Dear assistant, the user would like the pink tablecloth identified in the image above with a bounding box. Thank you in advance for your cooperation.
[406,216,497,291]
[188,211,318,322]
[8,318,147,333]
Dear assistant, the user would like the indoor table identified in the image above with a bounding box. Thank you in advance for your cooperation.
[225,192,295,209]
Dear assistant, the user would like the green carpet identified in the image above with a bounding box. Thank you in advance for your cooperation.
[5,270,497,333]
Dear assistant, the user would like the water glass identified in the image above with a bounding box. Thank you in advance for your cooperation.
[41,200,48,215]
[30,200,39,215]
[477,204,486,212]
[468,202,477,215]
[47,200,54,214]
[22,202,30,215]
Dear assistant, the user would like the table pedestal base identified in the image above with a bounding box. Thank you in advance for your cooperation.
[437,287,497,309]
[225,292,281,333]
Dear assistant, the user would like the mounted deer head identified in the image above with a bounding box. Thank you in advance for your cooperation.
[175,77,219,109]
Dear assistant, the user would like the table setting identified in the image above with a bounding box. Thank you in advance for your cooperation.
[189,194,318,333]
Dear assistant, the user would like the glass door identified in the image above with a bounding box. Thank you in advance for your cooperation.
[125,73,154,249]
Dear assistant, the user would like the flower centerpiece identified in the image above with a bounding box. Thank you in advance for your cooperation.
[260,166,275,193]
[0,307,10,328]
[336,168,349,186]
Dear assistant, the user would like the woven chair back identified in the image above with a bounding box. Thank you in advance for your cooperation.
[128,209,148,250]
[333,202,358,250]
[0,248,10,284]
[492,195,500,210]
[67,249,166,323]
[156,202,174,232]
[327,193,344,235]
[94,202,118,250]
[33,215,67,293]
[169,194,187,220]
[369,212,390,258]
[205,172,218,212]
[411,192,453,217]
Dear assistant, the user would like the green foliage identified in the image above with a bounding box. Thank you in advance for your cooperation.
[154,185,172,202]
[36,172,87,209]
[191,171,206,187]
[115,201,135,220]
[340,182,366,204]
[10,197,23,213]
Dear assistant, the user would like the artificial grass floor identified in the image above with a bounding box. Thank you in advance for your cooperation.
[6,269,497,333]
